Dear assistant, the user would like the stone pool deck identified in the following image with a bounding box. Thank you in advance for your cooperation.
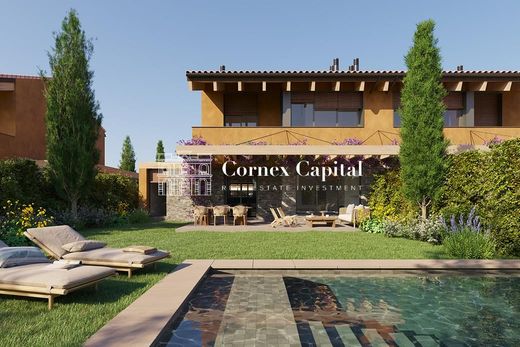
[84,259,520,347]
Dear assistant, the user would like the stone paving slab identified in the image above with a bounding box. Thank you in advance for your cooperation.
[214,276,300,347]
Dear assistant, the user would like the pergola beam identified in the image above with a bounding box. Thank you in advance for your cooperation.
[310,81,316,91]
[285,81,291,91]
[262,81,267,92]
[237,81,243,91]
[334,81,341,91]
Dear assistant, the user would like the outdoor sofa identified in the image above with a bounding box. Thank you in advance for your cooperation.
[0,240,115,309]
[25,225,170,278]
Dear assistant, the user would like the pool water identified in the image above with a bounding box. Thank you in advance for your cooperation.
[158,272,520,347]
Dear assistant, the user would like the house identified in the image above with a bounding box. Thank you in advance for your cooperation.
[0,74,105,164]
[139,61,520,221]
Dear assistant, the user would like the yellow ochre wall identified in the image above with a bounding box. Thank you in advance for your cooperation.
[195,90,520,145]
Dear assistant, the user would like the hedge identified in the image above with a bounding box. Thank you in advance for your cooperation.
[369,139,520,256]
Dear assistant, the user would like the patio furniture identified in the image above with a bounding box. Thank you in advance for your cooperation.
[25,225,170,278]
[212,205,230,225]
[277,207,298,226]
[193,205,209,225]
[338,204,355,225]
[338,204,371,227]
[270,208,296,227]
[0,242,115,309]
[306,215,338,228]
[232,205,249,225]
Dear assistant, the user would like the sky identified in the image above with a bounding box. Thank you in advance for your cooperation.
[1,0,520,167]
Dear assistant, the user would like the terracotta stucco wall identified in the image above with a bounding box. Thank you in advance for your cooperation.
[201,91,224,126]
[0,77,105,164]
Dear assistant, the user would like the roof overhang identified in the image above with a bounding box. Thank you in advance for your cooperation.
[176,145,488,156]
[186,70,520,92]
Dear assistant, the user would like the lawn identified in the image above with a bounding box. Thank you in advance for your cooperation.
[0,221,445,346]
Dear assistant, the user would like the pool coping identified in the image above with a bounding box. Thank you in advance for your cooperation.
[84,259,520,347]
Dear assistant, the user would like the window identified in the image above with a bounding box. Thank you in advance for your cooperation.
[224,115,257,127]
[291,103,314,126]
[224,93,258,127]
[393,91,466,127]
[443,110,464,127]
[338,111,363,127]
[290,92,363,127]
[314,110,337,126]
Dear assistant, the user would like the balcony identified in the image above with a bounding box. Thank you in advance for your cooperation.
[192,126,520,146]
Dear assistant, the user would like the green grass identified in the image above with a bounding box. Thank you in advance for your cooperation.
[0,221,445,346]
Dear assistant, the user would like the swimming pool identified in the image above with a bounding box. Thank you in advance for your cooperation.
[158,271,520,347]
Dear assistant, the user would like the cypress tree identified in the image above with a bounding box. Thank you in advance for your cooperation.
[43,10,102,218]
[156,140,165,162]
[399,19,449,219]
[119,136,136,172]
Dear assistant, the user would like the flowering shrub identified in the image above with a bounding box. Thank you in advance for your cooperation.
[177,136,207,146]
[382,217,445,244]
[440,207,496,259]
[440,206,481,233]
[484,136,503,146]
[443,230,496,259]
[0,200,54,246]
[332,137,363,145]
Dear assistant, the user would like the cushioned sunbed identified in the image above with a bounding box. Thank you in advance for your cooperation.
[25,225,170,277]
[0,242,115,309]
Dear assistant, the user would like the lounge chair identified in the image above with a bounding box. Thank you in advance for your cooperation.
[270,208,296,227]
[0,240,115,309]
[277,207,298,226]
[25,225,170,278]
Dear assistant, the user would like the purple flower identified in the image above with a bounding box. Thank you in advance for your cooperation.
[332,137,363,146]
[177,136,207,146]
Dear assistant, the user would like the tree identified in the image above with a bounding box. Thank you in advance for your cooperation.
[119,136,136,172]
[399,19,448,219]
[156,140,165,162]
[43,10,102,219]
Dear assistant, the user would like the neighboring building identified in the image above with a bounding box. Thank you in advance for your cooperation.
[0,74,105,164]
[140,62,520,221]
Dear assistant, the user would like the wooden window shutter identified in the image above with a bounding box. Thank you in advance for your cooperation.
[291,92,314,104]
[314,92,338,110]
[338,92,363,110]
[393,91,401,110]
[444,92,464,110]
[224,93,258,115]
[475,93,501,126]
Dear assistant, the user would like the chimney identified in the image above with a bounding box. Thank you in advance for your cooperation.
[330,58,340,72]
[219,65,226,72]
[456,65,464,72]
[354,58,360,71]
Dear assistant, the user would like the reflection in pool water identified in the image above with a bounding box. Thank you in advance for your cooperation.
[158,273,520,346]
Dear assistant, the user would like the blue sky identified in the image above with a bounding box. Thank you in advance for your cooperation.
[2,0,520,167]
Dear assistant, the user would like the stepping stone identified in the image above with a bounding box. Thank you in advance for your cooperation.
[362,329,389,347]
[389,333,415,347]
[335,325,362,346]
[308,321,333,347]
[414,335,440,347]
